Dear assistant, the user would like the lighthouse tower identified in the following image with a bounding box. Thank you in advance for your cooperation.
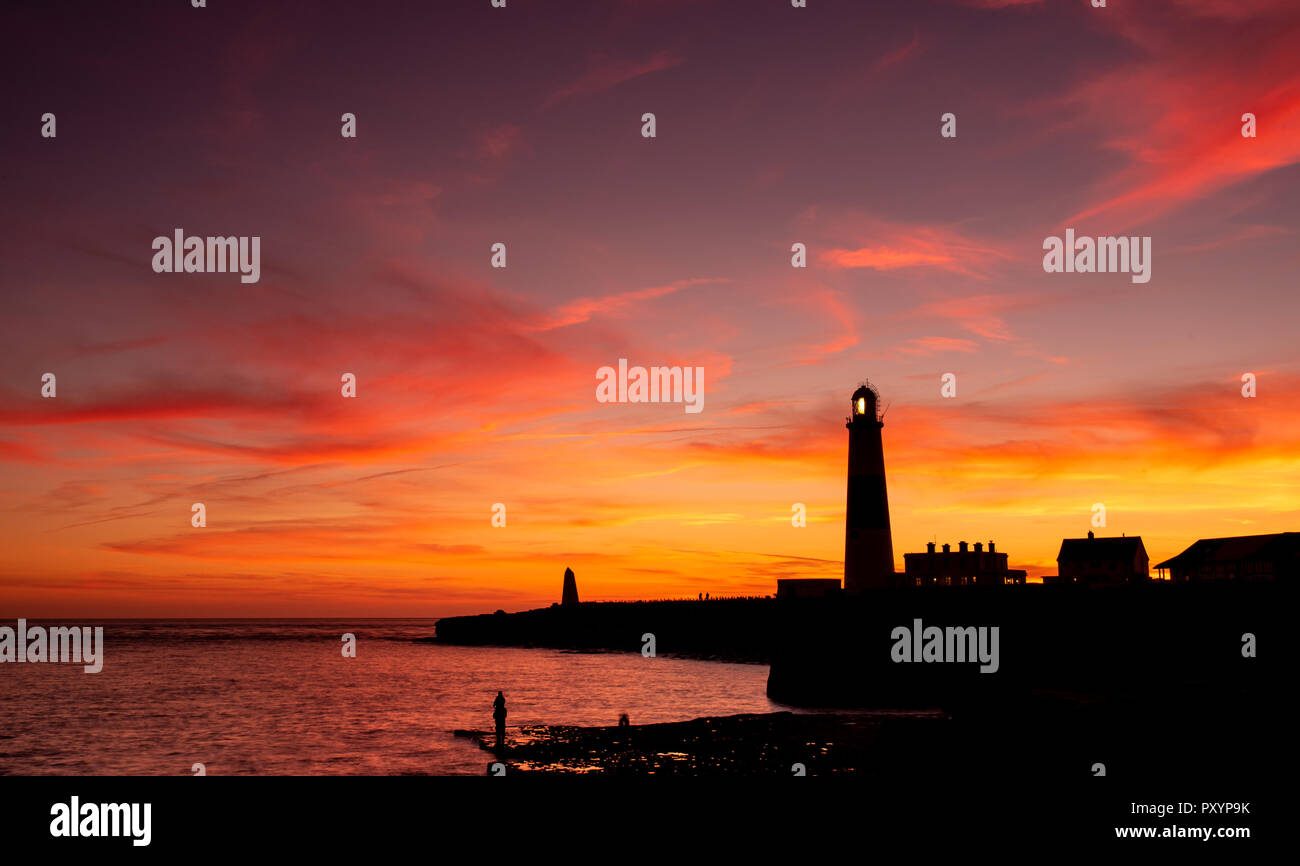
[561,567,580,606]
[844,382,896,592]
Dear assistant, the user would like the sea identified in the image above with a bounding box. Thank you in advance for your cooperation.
[0,619,784,776]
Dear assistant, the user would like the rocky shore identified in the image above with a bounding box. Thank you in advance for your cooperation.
[454,710,946,775]
[454,688,1281,783]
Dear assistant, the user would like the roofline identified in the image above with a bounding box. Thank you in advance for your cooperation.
[1153,531,1300,569]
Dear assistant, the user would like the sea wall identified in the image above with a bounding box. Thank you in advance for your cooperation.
[766,582,1285,708]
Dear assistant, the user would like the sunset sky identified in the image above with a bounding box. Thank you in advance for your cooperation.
[2,0,1298,617]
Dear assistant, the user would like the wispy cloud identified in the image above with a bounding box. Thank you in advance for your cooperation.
[542,50,684,109]
[806,213,1012,278]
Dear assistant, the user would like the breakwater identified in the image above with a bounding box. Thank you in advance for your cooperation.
[431,598,777,664]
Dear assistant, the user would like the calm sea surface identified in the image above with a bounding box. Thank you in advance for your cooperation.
[0,619,785,775]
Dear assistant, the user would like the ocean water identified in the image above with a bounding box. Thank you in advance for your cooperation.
[0,619,783,775]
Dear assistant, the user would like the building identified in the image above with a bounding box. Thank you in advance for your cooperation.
[903,541,1026,586]
[1054,532,1149,584]
[843,382,897,592]
[561,567,580,605]
[1153,532,1300,582]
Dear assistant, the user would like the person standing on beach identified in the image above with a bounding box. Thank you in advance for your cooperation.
[492,691,507,747]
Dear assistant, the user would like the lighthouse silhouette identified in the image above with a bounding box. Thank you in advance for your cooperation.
[561,567,580,606]
[844,382,896,592]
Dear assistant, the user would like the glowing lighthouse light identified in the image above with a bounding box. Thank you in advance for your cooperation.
[856,396,866,416]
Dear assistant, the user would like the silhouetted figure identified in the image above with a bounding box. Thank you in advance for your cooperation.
[618,713,630,727]
[492,691,507,748]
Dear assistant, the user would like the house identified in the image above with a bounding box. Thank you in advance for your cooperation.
[1055,532,1148,584]
[1153,532,1300,582]
[903,541,1027,586]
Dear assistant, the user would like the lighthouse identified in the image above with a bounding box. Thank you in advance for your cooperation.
[844,382,896,592]
[562,567,580,606]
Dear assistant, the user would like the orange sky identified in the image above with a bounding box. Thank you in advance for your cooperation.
[2,0,1298,617]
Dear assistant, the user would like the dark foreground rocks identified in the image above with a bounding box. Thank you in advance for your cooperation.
[456,710,940,775]
[454,688,1282,785]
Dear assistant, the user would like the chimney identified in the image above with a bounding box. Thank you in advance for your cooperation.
[988,541,996,553]
[927,542,936,553]
[1088,531,1095,540]
[958,541,968,553]
[942,543,950,553]
[974,542,983,553]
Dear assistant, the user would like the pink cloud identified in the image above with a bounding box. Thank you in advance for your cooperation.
[909,294,1027,343]
[1055,3,1300,229]
[824,246,952,270]
[895,336,981,357]
[476,123,522,160]
[542,50,684,109]
[814,217,1011,278]
[521,278,726,332]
